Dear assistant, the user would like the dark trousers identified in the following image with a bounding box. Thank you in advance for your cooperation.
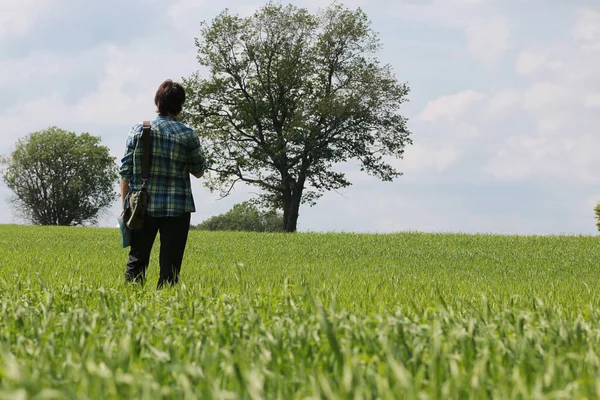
[125,213,191,289]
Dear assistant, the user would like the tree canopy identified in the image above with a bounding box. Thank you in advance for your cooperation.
[182,1,412,232]
[1,127,118,226]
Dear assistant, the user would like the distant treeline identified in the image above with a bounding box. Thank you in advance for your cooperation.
[192,201,284,233]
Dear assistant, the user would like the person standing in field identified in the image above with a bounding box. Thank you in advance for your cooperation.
[119,79,206,288]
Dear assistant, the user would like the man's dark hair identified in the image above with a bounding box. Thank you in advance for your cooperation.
[155,80,186,116]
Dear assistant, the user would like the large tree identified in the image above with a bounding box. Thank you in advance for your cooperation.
[1,127,118,226]
[183,1,412,232]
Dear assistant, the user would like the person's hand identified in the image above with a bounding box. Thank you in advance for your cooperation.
[120,209,125,217]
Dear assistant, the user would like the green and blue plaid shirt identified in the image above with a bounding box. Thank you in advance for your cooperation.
[120,115,206,217]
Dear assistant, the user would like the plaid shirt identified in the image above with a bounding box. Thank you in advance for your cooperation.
[119,115,206,217]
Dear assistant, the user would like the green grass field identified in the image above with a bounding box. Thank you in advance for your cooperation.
[1,225,600,399]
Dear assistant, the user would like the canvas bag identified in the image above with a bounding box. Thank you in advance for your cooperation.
[125,121,151,230]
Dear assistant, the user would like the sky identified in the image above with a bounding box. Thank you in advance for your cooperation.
[0,0,599,235]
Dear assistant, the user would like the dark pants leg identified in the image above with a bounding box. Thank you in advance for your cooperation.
[157,213,191,289]
[126,216,160,285]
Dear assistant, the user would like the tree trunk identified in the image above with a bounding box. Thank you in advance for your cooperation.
[281,172,305,232]
[284,191,301,232]
[282,185,291,232]
[282,183,303,233]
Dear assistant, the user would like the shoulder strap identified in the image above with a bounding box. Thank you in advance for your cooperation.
[141,121,151,186]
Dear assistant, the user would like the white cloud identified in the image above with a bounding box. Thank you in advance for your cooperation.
[573,8,600,42]
[456,123,480,139]
[584,94,600,109]
[482,19,600,183]
[419,90,486,122]
[515,51,546,76]
[522,82,567,111]
[386,1,512,66]
[300,176,590,235]
[407,5,600,189]
[304,0,375,8]
[535,111,570,135]
[387,0,484,27]
[0,0,55,37]
[484,88,521,119]
[515,49,563,77]
[0,42,199,156]
[167,0,211,35]
[0,46,108,87]
[401,144,460,173]
[168,0,208,22]
[485,134,600,184]
[465,15,510,65]
[75,46,148,124]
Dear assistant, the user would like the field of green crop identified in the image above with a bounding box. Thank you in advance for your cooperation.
[1,225,600,399]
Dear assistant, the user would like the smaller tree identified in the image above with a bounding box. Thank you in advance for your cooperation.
[193,201,284,232]
[595,203,600,231]
[1,127,119,226]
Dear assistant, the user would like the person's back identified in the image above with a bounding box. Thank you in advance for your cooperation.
[119,79,206,288]
[125,116,204,217]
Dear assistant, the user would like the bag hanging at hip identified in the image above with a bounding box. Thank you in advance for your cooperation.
[125,120,151,231]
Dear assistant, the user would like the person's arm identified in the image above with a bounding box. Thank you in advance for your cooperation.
[119,128,137,213]
[188,131,207,179]
[120,180,130,209]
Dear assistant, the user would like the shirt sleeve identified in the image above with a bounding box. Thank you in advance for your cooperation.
[119,126,139,183]
[188,131,207,175]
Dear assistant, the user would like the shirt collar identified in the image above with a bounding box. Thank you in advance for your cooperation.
[157,115,177,121]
